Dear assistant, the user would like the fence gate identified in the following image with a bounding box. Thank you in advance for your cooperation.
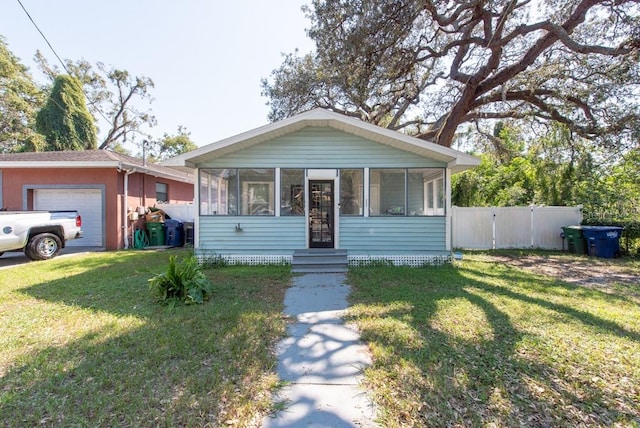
[452,206,583,250]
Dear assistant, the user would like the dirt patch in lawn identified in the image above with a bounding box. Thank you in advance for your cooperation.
[481,254,640,297]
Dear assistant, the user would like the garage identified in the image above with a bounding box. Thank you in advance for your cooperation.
[34,188,104,247]
[0,150,195,250]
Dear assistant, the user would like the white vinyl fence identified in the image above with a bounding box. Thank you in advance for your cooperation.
[155,202,196,222]
[452,206,583,250]
[156,203,583,251]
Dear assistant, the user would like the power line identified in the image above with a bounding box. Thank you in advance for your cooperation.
[16,0,70,75]
[16,0,115,142]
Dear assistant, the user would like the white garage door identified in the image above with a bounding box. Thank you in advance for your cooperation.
[34,188,103,247]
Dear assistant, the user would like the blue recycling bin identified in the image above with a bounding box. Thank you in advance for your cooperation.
[164,219,185,247]
[581,226,623,258]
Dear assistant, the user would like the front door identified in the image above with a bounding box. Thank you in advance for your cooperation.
[309,180,334,248]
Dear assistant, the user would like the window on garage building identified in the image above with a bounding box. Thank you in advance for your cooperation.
[156,182,168,203]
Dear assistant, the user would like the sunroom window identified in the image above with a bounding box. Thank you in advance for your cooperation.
[280,169,305,216]
[369,168,445,216]
[200,169,234,215]
[200,168,274,216]
[370,169,405,215]
[340,169,363,216]
[239,169,274,215]
[423,171,445,216]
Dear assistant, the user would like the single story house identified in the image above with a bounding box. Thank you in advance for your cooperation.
[0,150,194,250]
[163,108,480,265]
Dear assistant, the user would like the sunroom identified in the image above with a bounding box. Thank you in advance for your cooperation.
[163,108,479,265]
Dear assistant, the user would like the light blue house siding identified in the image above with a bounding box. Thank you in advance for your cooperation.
[198,128,445,168]
[199,216,305,254]
[196,128,449,258]
[339,217,446,254]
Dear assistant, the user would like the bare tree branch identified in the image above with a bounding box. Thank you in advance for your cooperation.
[263,0,640,149]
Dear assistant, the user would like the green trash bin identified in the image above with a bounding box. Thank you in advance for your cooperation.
[562,226,586,254]
[146,222,165,246]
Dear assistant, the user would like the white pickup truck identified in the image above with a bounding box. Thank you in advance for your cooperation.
[0,211,83,260]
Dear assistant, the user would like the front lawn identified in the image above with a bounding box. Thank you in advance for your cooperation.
[3,250,639,427]
[347,254,640,427]
[0,250,290,427]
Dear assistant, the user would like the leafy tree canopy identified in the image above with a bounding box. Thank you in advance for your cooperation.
[35,74,97,151]
[0,36,45,153]
[263,0,640,149]
[452,121,639,221]
[143,126,197,163]
[35,52,156,150]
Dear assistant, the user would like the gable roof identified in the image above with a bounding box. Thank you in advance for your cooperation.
[162,108,480,174]
[0,150,193,183]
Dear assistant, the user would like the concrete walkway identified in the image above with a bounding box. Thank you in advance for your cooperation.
[263,273,378,427]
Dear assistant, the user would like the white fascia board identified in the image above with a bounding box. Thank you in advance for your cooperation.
[0,160,194,183]
[447,156,481,174]
[163,119,309,167]
[160,117,306,167]
[0,161,119,168]
[118,164,194,183]
[326,113,478,164]
[131,170,194,183]
[161,108,481,169]
[162,163,197,174]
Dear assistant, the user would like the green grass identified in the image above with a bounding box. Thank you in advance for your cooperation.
[347,254,640,427]
[3,250,639,427]
[0,250,290,427]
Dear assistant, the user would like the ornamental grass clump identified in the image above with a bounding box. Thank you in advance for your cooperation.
[149,255,213,304]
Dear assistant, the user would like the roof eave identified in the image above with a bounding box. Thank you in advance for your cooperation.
[0,161,120,168]
[0,160,194,184]
[447,156,481,174]
[117,162,194,183]
[161,108,481,169]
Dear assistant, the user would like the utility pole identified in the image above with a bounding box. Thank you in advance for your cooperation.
[142,139,149,166]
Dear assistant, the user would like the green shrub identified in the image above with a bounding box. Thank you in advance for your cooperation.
[148,255,213,304]
[200,253,228,268]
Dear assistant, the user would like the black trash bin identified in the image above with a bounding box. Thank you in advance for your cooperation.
[581,226,623,258]
[164,219,185,247]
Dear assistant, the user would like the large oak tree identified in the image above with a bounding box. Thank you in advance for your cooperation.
[262,0,640,148]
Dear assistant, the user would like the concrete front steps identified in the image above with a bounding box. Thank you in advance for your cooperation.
[292,249,348,273]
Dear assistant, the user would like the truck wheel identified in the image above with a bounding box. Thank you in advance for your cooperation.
[25,233,62,260]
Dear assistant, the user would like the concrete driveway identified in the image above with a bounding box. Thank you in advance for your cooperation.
[0,247,103,270]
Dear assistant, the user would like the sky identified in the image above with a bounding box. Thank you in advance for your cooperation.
[0,0,315,150]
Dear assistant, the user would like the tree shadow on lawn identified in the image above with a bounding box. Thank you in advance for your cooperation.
[472,256,640,309]
[346,263,640,427]
[1,252,289,427]
[462,263,640,343]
